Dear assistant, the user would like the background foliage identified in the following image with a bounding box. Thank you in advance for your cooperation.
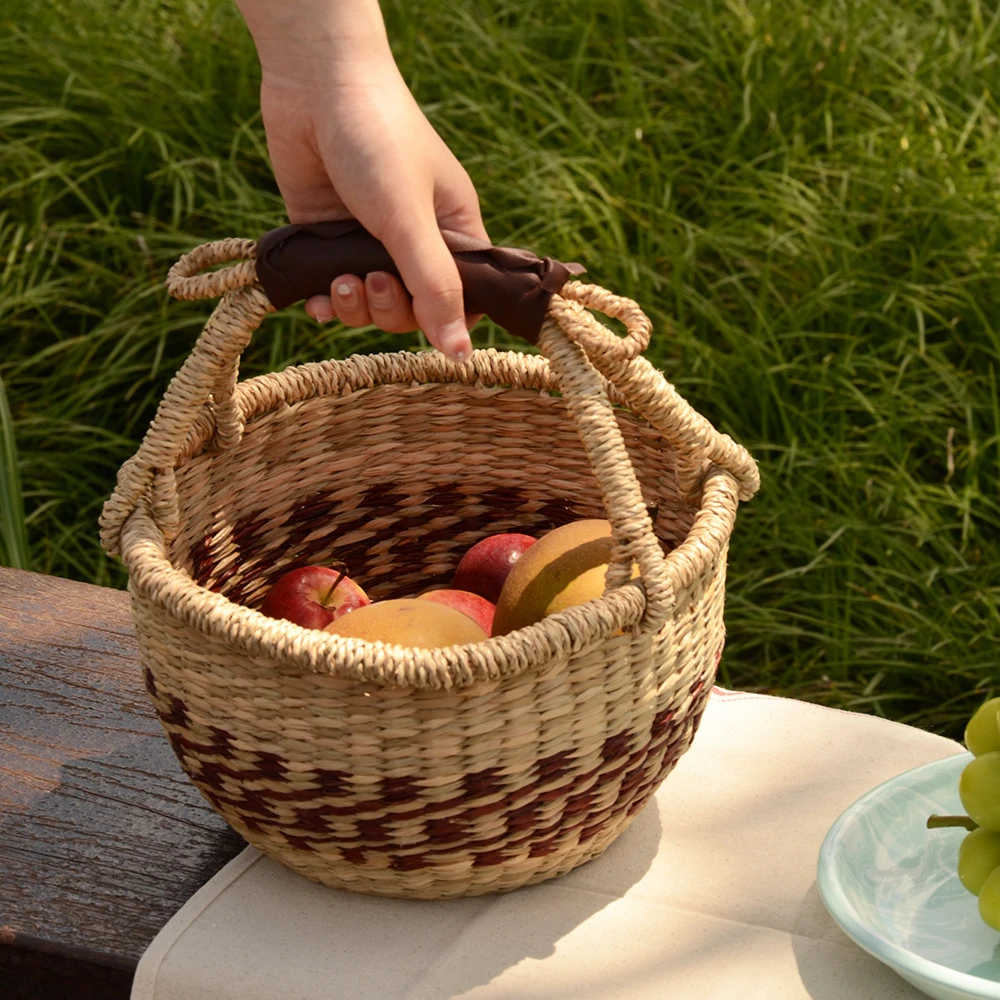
[2,0,998,736]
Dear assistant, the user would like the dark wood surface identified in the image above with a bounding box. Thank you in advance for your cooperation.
[0,567,245,999]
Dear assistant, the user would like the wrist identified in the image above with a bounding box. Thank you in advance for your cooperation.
[235,0,395,84]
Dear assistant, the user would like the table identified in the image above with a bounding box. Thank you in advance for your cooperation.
[131,689,960,1000]
[0,568,245,1000]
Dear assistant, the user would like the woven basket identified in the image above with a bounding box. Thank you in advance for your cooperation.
[99,231,759,900]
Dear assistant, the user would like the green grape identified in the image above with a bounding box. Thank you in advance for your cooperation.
[960,752,1000,832]
[980,866,1000,932]
[966,698,1000,756]
[958,828,1000,895]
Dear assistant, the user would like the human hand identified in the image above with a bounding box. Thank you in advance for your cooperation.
[238,0,486,360]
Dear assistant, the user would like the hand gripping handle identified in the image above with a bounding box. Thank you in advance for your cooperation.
[256,220,584,344]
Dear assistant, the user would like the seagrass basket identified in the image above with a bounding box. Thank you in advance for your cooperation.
[99,222,759,900]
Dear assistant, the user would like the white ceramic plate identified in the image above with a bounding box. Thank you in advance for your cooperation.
[818,752,1000,1000]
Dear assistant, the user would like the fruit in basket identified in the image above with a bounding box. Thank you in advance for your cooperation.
[959,752,1000,831]
[417,588,495,636]
[958,828,1000,895]
[966,697,1000,756]
[452,533,537,603]
[260,564,369,630]
[491,519,639,636]
[323,598,488,648]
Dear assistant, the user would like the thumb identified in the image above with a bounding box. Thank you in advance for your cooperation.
[380,214,471,361]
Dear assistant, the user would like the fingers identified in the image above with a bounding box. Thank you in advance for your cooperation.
[330,275,369,328]
[304,226,473,360]
[304,272,418,334]
[304,294,336,324]
[379,213,472,361]
[361,272,418,332]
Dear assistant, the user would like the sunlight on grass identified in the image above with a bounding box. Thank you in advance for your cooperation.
[1,0,998,735]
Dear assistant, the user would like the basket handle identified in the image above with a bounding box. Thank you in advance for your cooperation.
[100,226,757,635]
[158,226,759,502]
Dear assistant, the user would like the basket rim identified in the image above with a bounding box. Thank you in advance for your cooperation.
[121,470,739,691]
[172,346,674,487]
[173,348,568,467]
[120,346,740,691]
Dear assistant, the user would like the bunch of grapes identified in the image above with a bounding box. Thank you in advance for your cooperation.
[928,697,1000,931]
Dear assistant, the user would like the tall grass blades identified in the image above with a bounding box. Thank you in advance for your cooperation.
[0,372,29,570]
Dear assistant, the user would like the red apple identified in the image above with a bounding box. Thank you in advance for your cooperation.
[417,589,496,636]
[260,564,369,630]
[452,532,537,604]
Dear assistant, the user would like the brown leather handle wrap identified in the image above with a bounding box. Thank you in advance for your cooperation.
[255,220,584,344]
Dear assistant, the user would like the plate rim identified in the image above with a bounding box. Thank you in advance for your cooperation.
[818,751,1000,1000]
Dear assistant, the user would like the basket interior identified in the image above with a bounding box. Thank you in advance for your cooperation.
[169,378,698,611]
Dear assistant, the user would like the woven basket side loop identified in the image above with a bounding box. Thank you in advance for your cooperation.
[99,283,272,556]
[552,287,760,502]
[552,281,652,362]
[661,464,739,602]
[166,238,259,300]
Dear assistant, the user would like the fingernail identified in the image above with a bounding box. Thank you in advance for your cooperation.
[367,272,393,310]
[438,319,472,361]
[335,282,357,307]
[310,302,334,323]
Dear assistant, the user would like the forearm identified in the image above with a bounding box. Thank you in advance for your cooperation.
[234,0,393,80]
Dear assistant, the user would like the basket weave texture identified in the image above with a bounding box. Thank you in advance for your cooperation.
[99,238,759,899]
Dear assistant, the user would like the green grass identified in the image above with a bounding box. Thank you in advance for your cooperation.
[1,0,998,737]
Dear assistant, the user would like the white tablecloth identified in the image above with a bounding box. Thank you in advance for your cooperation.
[132,689,963,1000]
